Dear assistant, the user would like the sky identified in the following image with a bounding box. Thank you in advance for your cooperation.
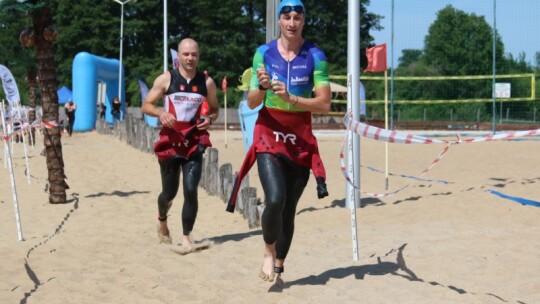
[366,0,540,67]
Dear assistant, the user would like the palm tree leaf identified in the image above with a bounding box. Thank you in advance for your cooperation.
[0,0,47,15]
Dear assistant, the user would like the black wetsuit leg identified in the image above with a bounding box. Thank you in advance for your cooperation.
[157,153,202,236]
[157,157,182,220]
[67,113,75,136]
[257,153,310,260]
[180,153,203,235]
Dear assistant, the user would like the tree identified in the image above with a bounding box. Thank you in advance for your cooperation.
[0,6,30,102]
[1,0,68,204]
[4,1,383,109]
[398,49,423,68]
[304,0,382,75]
[424,5,504,76]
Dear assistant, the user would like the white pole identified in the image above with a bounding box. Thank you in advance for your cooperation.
[346,0,361,261]
[384,71,389,189]
[24,106,35,147]
[16,104,31,184]
[1,100,6,168]
[266,0,280,42]
[224,91,228,148]
[345,75,359,261]
[114,0,133,108]
[9,110,14,154]
[163,0,168,73]
[1,108,24,241]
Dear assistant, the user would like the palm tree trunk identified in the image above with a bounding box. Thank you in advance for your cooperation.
[26,68,37,145]
[33,7,68,204]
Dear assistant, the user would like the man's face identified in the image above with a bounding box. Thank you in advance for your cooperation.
[178,41,200,72]
[278,11,305,39]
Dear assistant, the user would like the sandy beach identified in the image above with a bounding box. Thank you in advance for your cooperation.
[1,126,539,304]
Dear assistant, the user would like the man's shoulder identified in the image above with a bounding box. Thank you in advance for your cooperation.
[257,40,277,53]
[303,41,326,56]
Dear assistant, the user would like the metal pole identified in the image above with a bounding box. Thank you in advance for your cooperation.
[390,0,395,130]
[1,108,24,241]
[491,0,497,134]
[114,0,133,106]
[346,0,361,262]
[164,0,168,72]
[266,0,280,42]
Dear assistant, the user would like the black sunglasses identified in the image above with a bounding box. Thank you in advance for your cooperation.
[280,5,304,15]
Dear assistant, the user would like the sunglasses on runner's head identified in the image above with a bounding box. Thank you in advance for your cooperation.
[280,5,304,15]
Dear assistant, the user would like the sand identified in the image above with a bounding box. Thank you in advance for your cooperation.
[1,127,539,304]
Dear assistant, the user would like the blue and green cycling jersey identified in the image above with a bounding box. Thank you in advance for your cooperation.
[250,39,330,111]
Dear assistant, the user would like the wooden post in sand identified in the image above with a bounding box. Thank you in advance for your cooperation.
[204,148,219,195]
[218,163,234,203]
[247,197,260,229]
[240,186,257,219]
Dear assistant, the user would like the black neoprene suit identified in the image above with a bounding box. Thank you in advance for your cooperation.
[257,153,310,260]
[157,153,203,236]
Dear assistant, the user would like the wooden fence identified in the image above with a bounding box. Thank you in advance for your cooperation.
[95,115,262,228]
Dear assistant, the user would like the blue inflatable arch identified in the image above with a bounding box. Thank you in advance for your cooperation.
[72,52,125,131]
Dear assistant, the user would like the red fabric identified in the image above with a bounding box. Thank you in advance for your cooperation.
[365,44,387,73]
[222,76,227,93]
[153,121,211,162]
[227,107,326,211]
[201,99,209,116]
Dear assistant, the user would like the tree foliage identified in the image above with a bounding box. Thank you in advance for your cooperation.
[2,0,380,107]
[423,5,505,76]
[365,5,537,123]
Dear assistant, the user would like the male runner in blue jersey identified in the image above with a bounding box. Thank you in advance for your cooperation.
[227,0,331,284]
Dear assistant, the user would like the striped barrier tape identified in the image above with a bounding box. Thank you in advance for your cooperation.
[340,112,540,198]
[2,118,61,141]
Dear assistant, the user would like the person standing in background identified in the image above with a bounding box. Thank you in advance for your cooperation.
[111,97,121,120]
[64,101,76,136]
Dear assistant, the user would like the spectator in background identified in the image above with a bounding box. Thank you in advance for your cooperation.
[99,102,106,119]
[112,96,121,119]
[64,101,77,136]
[360,49,368,122]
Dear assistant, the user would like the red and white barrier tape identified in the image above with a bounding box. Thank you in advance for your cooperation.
[341,112,540,198]
[2,118,60,141]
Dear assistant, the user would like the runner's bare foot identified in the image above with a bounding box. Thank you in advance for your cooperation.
[181,234,192,251]
[259,243,276,282]
[157,221,172,244]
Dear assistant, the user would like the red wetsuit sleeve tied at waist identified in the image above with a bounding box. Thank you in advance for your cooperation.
[153,120,211,162]
[226,107,328,213]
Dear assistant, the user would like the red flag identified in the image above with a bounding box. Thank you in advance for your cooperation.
[365,44,387,73]
[222,76,227,93]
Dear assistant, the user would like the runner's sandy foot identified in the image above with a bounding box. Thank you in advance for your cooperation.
[170,240,212,255]
[157,223,172,244]
[259,254,275,282]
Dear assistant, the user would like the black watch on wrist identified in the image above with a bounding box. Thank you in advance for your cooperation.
[259,84,268,91]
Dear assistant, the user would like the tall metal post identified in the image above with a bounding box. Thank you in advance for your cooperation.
[266,0,280,42]
[492,0,497,134]
[113,0,133,105]
[346,0,361,261]
[164,0,168,72]
[390,0,395,130]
